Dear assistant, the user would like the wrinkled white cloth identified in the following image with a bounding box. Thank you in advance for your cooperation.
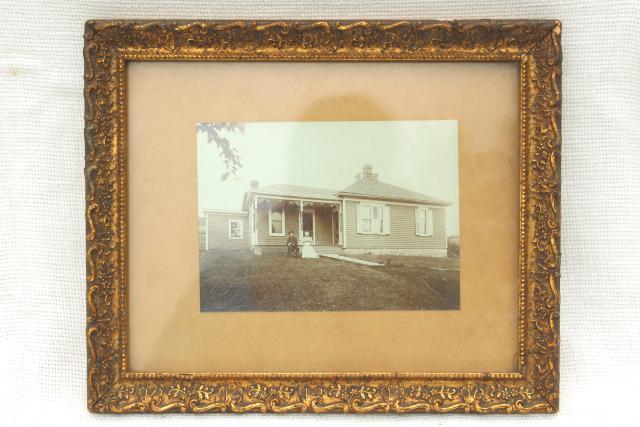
[1,1,639,426]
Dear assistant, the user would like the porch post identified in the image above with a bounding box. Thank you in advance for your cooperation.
[331,206,335,246]
[299,199,303,239]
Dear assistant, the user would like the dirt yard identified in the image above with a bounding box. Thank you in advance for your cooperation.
[200,249,460,311]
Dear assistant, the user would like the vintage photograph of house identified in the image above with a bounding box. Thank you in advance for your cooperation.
[197,121,460,312]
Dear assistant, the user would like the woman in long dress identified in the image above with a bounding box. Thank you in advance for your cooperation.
[300,231,319,259]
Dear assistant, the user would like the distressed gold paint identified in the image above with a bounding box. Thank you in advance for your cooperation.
[84,20,561,414]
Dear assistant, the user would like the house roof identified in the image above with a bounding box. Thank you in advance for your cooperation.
[251,181,450,206]
[252,184,341,201]
[203,209,248,215]
[337,179,451,206]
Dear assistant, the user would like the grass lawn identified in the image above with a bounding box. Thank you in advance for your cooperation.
[200,249,459,311]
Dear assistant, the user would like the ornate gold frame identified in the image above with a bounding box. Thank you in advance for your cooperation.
[84,19,561,414]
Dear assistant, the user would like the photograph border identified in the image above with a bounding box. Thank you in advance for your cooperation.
[84,19,561,414]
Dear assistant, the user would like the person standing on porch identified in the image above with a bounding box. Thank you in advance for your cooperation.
[300,231,319,259]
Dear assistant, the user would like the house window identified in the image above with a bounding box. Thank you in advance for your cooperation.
[415,208,434,236]
[228,220,243,239]
[361,205,372,233]
[269,207,285,236]
[357,203,389,235]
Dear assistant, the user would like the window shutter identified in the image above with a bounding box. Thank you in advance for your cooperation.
[415,208,420,235]
[383,206,390,234]
[356,203,363,234]
[426,209,434,236]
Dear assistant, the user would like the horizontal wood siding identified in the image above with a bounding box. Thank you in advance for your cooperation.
[312,208,334,246]
[345,200,447,249]
[255,204,335,246]
[256,204,299,245]
[206,212,249,250]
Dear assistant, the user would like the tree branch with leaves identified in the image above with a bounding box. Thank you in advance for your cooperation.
[196,122,245,180]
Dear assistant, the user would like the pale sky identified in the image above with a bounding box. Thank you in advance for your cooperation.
[197,120,459,236]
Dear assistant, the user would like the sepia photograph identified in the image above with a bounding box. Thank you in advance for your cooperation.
[197,120,460,311]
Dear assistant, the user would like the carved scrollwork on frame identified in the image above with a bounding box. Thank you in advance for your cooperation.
[85,19,561,414]
[96,380,552,414]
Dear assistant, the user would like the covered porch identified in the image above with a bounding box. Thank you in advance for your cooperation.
[250,196,342,255]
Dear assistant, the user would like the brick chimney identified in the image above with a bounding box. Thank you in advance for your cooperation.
[356,164,378,181]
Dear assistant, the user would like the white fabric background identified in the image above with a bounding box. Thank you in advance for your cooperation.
[1,0,639,425]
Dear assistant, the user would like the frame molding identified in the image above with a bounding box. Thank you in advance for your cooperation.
[85,19,561,414]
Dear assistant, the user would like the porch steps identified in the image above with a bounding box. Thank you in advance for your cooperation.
[320,254,383,266]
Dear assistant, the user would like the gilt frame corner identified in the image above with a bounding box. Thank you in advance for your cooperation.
[84,19,561,414]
